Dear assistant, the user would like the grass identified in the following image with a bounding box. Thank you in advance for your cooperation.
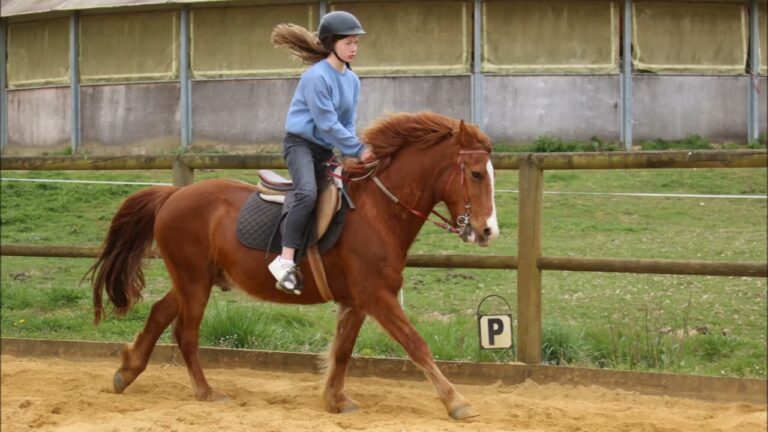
[1,164,766,378]
[493,133,767,153]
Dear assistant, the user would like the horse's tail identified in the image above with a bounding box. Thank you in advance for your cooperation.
[86,186,179,324]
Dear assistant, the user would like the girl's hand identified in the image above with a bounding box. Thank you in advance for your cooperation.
[360,145,376,163]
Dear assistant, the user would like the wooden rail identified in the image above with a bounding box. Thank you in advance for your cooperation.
[2,245,765,278]
[2,149,767,364]
[2,149,765,171]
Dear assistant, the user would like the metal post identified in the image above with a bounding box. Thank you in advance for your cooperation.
[471,0,484,129]
[622,0,633,150]
[517,158,543,364]
[180,6,192,149]
[172,159,194,186]
[1,18,7,153]
[70,13,80,154]
[319,0,327,17]
[748,0,760,143]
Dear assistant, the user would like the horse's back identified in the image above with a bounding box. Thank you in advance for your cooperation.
[160,178,255,216]
[154,179,255,253]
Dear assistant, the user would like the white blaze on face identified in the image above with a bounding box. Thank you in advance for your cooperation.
[486,160,500,238]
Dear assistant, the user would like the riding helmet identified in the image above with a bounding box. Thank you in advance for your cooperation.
[318,11,366,39]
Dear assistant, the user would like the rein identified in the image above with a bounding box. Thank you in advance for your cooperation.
[333,150,489,236]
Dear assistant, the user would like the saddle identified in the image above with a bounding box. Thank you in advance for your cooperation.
[255,169,342,240]
[238,169,345,302]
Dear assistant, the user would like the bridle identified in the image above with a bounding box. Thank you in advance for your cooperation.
[342,149,490,237]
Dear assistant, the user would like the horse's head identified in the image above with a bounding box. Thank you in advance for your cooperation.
[441,120,499,247]
[362,112,499,246]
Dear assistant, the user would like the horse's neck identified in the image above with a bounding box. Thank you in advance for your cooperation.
[353,146,452,254]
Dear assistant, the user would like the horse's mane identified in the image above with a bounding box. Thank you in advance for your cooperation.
[361,112,490,161]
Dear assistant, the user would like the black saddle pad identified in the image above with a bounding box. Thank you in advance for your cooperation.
[235,192,347,256]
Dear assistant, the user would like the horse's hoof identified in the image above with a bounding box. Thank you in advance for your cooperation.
[338,400,360,414]
[212,392,232,403]
[326,395,360,414]
[113,371,126,394]
[200,389,232,402]
[450,404,479,420]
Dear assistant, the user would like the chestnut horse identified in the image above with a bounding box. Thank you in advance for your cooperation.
[88,111,498,420]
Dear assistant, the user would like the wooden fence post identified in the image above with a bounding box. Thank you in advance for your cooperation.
[173,159,194,186]
[517,158,543,364]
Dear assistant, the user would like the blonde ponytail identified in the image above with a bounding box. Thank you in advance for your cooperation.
[271,23,330,65]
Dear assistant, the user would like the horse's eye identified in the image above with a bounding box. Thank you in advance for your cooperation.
[471,171,483,181]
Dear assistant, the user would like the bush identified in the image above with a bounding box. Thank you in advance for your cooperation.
[494,136,618,153]
[691,333,742,362]
[748,133,767,149]
[640,135,712,151]
[200,303,327,351]
[541,322,587,365]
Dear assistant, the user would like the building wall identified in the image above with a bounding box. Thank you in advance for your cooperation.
[80,83,181,154]
[484,76,621,144]
[190,76,471,151]
[192,79,296,149]
[633,75,749,142]
[357,76,471,135]
[2,1,766,155]
[6,87,71,155]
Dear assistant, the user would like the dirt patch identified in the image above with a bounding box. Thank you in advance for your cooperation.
[1,355,765,432]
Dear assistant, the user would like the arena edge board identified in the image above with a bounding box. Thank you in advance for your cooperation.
[1,337,765,405]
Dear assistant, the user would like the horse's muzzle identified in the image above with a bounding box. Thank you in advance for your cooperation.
[459,223,493,247]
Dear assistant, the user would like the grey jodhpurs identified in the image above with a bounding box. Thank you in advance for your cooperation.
[281,133,334,250]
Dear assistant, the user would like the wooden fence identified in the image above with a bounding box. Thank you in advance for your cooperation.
[2,150,767,364]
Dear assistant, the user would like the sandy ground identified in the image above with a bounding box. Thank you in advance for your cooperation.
[1,355,766,432]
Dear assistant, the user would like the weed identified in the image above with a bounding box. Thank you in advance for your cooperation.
[44,287,86,309]
[640,135,712,151]
[691,333,742,362]
[541,322,587,366]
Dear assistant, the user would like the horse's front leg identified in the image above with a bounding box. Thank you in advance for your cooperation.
[324,304,366,413]
[367,292,478,420]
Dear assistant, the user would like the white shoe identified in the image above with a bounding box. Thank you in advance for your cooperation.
[268,257,303,295]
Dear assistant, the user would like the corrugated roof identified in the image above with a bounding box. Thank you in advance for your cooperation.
[0,0,230,18]
[1,0,754,19]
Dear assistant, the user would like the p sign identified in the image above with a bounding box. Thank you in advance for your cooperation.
[479,315,513,349]
[476,295,515,351]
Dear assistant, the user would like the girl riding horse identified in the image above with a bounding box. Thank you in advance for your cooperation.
[270,11,376,295]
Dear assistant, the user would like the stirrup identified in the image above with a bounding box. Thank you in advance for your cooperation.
[275,267,304,295]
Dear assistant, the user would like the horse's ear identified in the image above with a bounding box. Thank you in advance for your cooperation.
[458,119,472,148]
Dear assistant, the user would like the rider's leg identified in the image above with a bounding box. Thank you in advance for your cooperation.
[269,135,320,294]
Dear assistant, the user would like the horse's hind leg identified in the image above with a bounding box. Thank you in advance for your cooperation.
[172,277,228,402]
[368,292,478,420]
[114,290,179,393]
[324,304,366,414]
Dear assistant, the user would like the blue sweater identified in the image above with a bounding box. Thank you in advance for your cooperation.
[285,60,363,157]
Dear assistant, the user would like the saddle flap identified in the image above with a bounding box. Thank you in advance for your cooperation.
[259,193,285,204]
[314,183,341,238]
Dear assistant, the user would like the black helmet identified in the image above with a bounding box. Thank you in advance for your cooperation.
[318,11,365,40]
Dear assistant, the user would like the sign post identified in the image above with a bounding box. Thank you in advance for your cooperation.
[477,295,515,351]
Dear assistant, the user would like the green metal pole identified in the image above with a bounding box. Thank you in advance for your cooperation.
[180,6,192,149]
[0,18,7,153]
[747,0,760,143]
[70,13,81,154]
[622,0,633,150]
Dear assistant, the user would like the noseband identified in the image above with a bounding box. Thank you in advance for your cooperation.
[366,149,490,237]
